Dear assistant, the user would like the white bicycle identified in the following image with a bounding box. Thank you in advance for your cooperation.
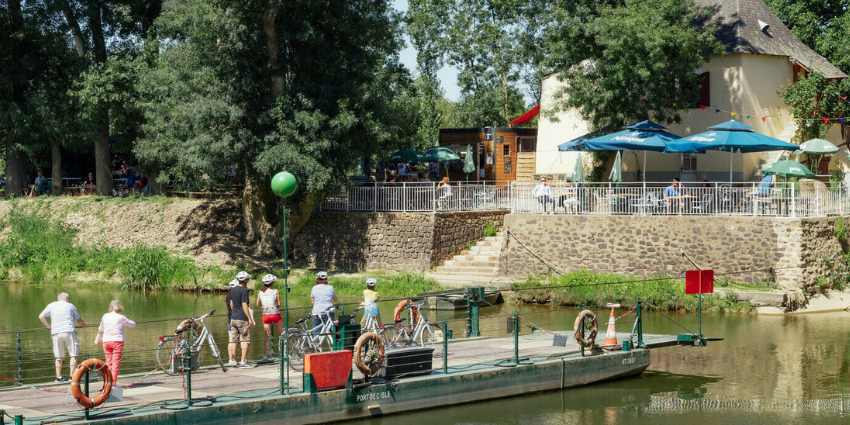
[157,310,226,375]
[391,302,443,347]
[284,307,336,371]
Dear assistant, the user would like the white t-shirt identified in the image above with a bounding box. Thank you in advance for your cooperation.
[311,285,336,315]
[40,301,80,335]
[259,289,279,315]
[98,312,136,342]
[532,183,551,197]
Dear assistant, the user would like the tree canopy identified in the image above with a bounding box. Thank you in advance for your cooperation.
[765,0,850,75]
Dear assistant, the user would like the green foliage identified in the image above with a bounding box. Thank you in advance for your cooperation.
[512,270,753,313]
[290,271,444,298]
[543,0,724,131]
[483,221,497,237]
[778,72,850,141]
[835,217,848,242]
[119,245,198,291]
[764,0,850,75]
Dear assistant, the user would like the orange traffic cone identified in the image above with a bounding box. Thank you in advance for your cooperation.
[603,306,618,347]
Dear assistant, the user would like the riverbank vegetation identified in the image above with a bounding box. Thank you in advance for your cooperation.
[292,271,444,299]
[511,270,754,313]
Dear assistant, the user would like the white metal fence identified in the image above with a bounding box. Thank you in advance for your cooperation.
[319,181,848,217]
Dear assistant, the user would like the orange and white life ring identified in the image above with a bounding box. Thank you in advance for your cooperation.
[393,300,419,328]
[573,310,598,348]
[71,358,113,408]
[353,332,385,376]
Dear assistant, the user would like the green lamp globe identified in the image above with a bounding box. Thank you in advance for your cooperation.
[271,172,297,198]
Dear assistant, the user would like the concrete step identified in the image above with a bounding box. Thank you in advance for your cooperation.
[434,266,499,274]
[442,260,499,268]
[484,236,504,242]
[453,255,500,262]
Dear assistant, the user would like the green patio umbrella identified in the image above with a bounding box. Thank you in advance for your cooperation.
[389,149,424,163]
[423,147,461,163]
[463,144,475,181]
[794,138,839,155]
[571,153,585,183]
[609,151,622,182]
[762,159,815,178]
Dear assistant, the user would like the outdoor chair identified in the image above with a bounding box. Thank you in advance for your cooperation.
[691,194,713,215]
[645,192,665,214]
[593,192,615,214]
[558,195,580,214]
[629,194,652,214]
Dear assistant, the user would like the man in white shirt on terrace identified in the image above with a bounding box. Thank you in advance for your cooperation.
[531,176,555,215]
[39,293,87,382]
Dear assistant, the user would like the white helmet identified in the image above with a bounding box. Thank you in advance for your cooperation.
[366,278,377,287]
[262,274,277,285]
[236,271,250,282]
[316,271,328,280]
[228,279,239,288]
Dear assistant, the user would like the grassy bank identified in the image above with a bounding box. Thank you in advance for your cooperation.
[511,270,754,313]
[290,271,445,299]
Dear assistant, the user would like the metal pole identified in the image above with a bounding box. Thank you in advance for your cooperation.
[185,324,192,407]
[636,300,643,348]
[84,353,90,420]
[282,200,289,395]
[698,293,702,341]
[15,331,22,385]
[442,320,448,375]
[279,332,286,396]
[513,312,519,365]
[14,416,23,425]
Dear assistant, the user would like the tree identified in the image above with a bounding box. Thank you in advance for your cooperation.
[765,0,850,75]
[543,0,723,131]
[406,0,546,126]
[136,0,415,256]
[778,71,850,142]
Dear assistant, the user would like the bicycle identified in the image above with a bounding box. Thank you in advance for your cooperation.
[350,307,396,348]
[157,310,226,375]
[284,307,337,371]
[392,301,443,347]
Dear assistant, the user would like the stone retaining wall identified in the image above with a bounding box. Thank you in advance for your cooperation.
[293,211,507,271]
[499,214,839,288]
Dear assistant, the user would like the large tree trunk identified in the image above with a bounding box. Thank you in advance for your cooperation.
[88,5,112,195]
[5,137,28,198]
[263,0,284,98]
[147,165,161,195]
[242,176,281,257]
[51,140,62,195]
[59,1,86,57]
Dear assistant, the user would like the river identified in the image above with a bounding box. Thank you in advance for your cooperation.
[2,283,849,423]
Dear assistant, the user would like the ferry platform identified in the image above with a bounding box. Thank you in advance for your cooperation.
[0,332,680,424]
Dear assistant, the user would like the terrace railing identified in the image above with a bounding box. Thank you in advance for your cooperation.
[318,180,848,218]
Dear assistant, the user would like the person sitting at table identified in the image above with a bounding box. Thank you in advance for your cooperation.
[117,161,130,178]
[531,176,554,215]
[122,169,140,195]
[436,177,452,210]
[663,177,681,213]
[82,172,96,195]
[388,170,400,184]
[135,173,148,193]
[29,171,49,197]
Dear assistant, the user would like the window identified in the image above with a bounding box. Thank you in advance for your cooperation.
[518,137,536,152]
[503,144,510,156]
[681,153,697,172]
[690,72,710,108]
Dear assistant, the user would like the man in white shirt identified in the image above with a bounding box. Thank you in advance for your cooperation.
[39,293,87,382]
[531,177,555,214]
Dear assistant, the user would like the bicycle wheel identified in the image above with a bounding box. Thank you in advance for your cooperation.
[207,336,226,372]
[285,333,307,372]
[157,337,186,376]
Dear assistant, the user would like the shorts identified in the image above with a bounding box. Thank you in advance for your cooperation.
[229,320,251,343]
[262,314,282,325]
[52,332,79,359]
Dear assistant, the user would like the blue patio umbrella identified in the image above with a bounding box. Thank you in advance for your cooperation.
[558,121,681,181]
[664,120,799,183]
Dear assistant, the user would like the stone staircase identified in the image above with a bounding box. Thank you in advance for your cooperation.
[749,121,798,181]
[427,233,506,288]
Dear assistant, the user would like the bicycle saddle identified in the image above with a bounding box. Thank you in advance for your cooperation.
[394,318,406,324]
[295,316,310,324]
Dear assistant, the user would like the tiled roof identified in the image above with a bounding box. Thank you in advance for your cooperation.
[693,0,846,78]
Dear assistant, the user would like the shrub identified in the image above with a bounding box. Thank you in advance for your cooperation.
[483,221,497,237]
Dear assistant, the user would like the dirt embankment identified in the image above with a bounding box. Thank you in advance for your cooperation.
[0,198,277,269]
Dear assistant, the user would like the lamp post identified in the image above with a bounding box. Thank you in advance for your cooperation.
[271,171,296,395]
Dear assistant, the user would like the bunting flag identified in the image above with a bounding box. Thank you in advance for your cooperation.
[762,117,767,122]
[700,105,707,110]
[746,115,751,120]
[715,109,720,113]
[731,112,736,116]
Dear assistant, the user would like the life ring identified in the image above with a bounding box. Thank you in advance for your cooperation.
[573,310,598,348]
[353,332,385,376]
[393,300,420,328]
[71,358,113,409]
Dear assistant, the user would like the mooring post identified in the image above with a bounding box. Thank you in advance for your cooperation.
[442,320,449,374]
[14,415,23,425]
[513,312,519,365]
[279,333,286,396]
[185,325,193,407]
[15,331,22,385]
[637,300,644,348]
[466,287,483,338]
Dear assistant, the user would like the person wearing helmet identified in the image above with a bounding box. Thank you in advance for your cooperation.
[228,271,254,368]
[310,272,339,333]
[256,274,282,362]
[359,278,382,329]
[225,279,239,333]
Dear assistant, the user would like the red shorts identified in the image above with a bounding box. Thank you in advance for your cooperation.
[262,314,282,325]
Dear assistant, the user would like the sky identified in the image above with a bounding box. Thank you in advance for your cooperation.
[392,0,462,101]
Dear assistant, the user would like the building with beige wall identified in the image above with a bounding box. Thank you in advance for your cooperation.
[536,0,847,183]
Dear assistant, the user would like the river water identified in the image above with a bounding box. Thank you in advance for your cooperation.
[2,284,849,423]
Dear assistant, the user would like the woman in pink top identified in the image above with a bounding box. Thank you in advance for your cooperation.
[97,300,136,383]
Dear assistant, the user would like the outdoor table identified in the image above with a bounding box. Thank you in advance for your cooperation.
[665,195,697,214]
[602,193,641,214]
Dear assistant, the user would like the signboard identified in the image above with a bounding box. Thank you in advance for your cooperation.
[504,157,512,165]
[685,270,714,294]
[504,165,512,174]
